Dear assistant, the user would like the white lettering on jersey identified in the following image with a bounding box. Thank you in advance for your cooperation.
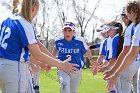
[58,47,79,54]
[0,26,11,49]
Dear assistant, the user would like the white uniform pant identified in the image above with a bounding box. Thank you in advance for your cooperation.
[120,60,140,93]
[58,69,82,93]
[0,58,34,93]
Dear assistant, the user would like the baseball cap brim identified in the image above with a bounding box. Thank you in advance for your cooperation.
[97,25,110,33]
[63,26,75,31]
[101,25,119,33]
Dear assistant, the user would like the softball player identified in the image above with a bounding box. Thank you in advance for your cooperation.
[98,21,124,93]
[107,1,140,92]
[52,22,94,93]
[89,24,109,75]
[104,7,140,93]
[0,0,78,93]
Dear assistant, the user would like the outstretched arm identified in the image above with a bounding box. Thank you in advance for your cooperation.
[28,43,78,73]
[107,46,140,90]
[104,46,130,79]
[115,46,139,77]
[38,40,54,58]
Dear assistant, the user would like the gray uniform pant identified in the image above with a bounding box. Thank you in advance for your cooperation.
[58,69,82,93]
[120,60,140,93]
[0,58,34,93]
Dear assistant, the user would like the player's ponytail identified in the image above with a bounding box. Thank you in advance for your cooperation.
[20,0,39,22]
[114,22,124,56]
[12,0,19,14]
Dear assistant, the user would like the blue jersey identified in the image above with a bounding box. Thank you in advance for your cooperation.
[99,38,107,56]
[0,13,37,62]
[105,34,119,61]
[55,36,88,70]
[108,34,119,60]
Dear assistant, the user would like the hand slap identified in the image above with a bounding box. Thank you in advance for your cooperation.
[62,57,79,73]
[44,65,51,73]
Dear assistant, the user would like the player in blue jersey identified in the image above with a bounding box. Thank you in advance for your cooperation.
[89,24,109,75]
[52,22,94,93]
[104,7,140,93]
[98,21,123,93]
[0,0,78,93]
[107,1,140,92]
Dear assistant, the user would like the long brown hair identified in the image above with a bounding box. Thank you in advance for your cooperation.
[126,1,140,26]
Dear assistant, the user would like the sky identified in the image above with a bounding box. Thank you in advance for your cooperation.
[0,0,129,42]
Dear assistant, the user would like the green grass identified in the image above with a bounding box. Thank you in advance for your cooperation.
[40,68,108,93]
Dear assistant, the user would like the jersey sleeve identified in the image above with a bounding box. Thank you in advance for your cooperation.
[17,19,37,47]
[99,40,106,55]
[132,24,140,46]
[111,37,119,58]
[89,43,100,49]
[124,26,132,46]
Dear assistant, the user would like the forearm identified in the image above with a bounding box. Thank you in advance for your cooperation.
[35,52,62,67]
[86,48,97,65]
[30,55,48,69]
[38,41,54,58]
[97,55,104,64]
[86,48,93,60]
[115,53,136,76]
[110,52,127,73]
[110,46,130,73]
[28,44,63,69]
[105,58,116,70]
[115,47,139,77]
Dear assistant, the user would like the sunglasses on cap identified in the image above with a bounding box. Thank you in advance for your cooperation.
[63,22,75,30]
[64,22,75,26]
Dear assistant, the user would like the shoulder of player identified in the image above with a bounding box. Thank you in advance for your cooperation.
[125,23,134,33]
[10,13,33,29]
[74,36,85,42]
[135,23,140,30]
[55,37,64,42]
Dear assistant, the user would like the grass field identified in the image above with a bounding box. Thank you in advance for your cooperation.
[40,68,108,93]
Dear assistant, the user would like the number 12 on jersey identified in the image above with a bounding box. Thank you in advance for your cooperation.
[0,26,11,49]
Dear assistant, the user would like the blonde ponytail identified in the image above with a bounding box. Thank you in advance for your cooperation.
[20,0,39,22]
